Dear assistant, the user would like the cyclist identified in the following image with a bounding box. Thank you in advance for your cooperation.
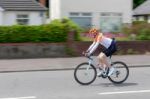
[85,28,117,76]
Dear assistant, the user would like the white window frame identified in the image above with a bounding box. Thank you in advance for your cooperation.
[69,12,92,17]
[16,14,29,25]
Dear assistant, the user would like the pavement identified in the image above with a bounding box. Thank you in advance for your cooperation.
[0,55,149,73]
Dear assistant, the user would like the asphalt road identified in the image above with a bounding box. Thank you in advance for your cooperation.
[0,67,150,99]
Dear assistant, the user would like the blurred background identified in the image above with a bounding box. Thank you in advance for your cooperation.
[0,0,149,58]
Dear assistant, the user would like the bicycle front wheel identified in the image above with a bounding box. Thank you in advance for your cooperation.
[108,61,129,84]
[74,62,97,85]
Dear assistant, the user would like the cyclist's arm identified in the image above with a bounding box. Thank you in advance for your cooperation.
[86,34,102,55]
[87,42,99,55]
[86,42,95,53]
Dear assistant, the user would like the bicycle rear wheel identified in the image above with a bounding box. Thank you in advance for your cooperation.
[74,62,97,85]
[108,61,129,84]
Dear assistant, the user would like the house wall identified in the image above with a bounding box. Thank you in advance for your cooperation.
[50,0,61,20]
[29,11,46,25]
[0,7,4,25]
[0,12,3,25]
[2,11,46,26]
[50,0,132,28]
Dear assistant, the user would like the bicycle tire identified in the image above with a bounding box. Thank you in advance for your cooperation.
[108,61,129,84]
[74,62,97,85]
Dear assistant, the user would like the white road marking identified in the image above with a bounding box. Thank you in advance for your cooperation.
[99,90,150,95]
[0,96,36,99]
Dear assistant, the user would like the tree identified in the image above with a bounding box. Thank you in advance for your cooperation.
[133,0,146,9]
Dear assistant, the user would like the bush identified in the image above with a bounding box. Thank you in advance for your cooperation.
[137,28,150,40]
[122,21,150,40]
[0,18,82,43]
[50,18,82,40]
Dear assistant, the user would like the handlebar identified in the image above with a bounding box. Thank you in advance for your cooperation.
[86,56,93,60]
[82,51,93,60]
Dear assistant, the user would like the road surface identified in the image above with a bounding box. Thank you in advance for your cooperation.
[0,67,150,99]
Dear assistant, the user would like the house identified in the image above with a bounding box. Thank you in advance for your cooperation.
[49,0,133,32]
[0,0,47,26]
[133,0,150,23]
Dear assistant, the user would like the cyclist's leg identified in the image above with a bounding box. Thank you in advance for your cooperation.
[98,52,111,67]
[102,39,117,67]
[98,46,118,76]
[99,40,117,76]
[97,52,110,76]
[97,40,117,76]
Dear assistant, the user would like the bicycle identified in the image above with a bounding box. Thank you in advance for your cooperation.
[74,55,129,85]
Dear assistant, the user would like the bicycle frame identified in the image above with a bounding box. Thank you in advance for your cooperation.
[87,56,112,68]
[86,56,93,71]
[87,56,93,65]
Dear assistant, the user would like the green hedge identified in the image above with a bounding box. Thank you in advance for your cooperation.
[137,28,150,40]
[0,18,82,43]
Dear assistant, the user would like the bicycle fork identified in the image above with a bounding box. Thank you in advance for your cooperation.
[86,59,92,71]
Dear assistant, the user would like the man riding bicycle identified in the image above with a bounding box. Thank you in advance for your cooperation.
[85,28,117,76]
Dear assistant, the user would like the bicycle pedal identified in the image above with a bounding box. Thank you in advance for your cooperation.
[101,74,108,78]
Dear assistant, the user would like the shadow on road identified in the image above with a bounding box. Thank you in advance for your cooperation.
[91,82,138,87]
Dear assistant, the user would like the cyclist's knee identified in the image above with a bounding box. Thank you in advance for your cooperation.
[98,52,105,60]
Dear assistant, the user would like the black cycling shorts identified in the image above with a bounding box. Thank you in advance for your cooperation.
[102,40,117,57]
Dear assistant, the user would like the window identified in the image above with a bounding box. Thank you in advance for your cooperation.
[70,12,80,16]
[16,14,29,25]
[81,13,92,16]
[69,12,92,28]
[100,12,123,32]
[70,17,92,28]
[101,13,111,16]
[101,12,122,16]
